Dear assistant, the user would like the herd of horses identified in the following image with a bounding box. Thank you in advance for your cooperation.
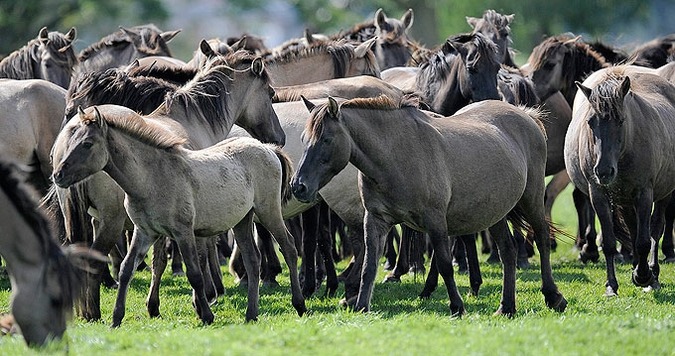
[2,8,675,348]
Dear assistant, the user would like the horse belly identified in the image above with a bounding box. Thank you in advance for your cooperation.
[192,184,255,237]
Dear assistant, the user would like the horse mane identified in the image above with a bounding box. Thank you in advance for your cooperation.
[0,160,79,315]
[66,67,179,119]
[0,31,77,79]
[78,24,173,62]
[498,65,540,106]
[127,63,198,86]
[305,95,418,143]
[83,107,187,150]
[263,41,378,78]
[163,56,238,133]
[333,21,377,43]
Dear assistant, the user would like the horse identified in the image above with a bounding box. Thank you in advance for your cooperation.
[72,24,180,91]
[467,9,518,69]
[52,106,306,327]
[565,65,675,296]
[292,95,567,316]
[0,159,95,347]
[411,32,502,115]
[55,54,284,322]
[333,8,414,70]
[273,75,405,103]
[0,27,77,89]
[261,39,380,86]
[630,34,675,68]
[0,79,67,195]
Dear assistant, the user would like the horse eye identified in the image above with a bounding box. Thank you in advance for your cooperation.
[82,142,93,149]
[543,62,555,70]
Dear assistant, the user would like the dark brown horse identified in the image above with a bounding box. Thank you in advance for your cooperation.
[0,27,77,89]
[566,65,675,296]
[292,96,567,316]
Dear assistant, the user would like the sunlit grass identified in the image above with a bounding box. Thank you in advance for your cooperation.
[2,183,675,355]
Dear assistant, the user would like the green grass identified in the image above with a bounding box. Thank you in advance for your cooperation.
[3,183,675,355]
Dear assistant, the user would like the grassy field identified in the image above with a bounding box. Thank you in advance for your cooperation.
[2,184,675,355]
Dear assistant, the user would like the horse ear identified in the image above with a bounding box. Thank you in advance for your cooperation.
[619,77,631,98]
[304,28,314,44]
[301,95,316,112]
[65,27,77,42]
[251,57,264,77]
[160,29,181,43]
[120,26,141,44]
[401,9,414,30]
[375,8,387,30]
[506,14,515,23]
[564,35,582,47]
[355,38,376,58]
[327,97,340,118]
[575,81,593,100]
[77,106,86,120]
[93,106,105,129]
[38,27,49,44]
[232,36,247,52]
[199,39,216,57]
[466,16,479,29]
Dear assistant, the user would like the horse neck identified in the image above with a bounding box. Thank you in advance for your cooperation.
[102,128,175,198]
[562,46,607,105]
[0,46,36,79]
[423,58,469,116]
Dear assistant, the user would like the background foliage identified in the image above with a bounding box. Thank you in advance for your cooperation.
[1,0,670,63]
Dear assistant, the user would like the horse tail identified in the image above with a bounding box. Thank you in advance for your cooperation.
[57,184,94,246]
[272,145,294,206]
[519,105,548,141]
[507,205,575,246]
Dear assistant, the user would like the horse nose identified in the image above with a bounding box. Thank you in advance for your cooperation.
[594,165,617,185]
[291,179,312,202]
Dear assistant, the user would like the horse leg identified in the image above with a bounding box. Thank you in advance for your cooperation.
[382,228,399,271]
[575,188,599,262]
[589,187,620,296]
[170,239,185,276]
[257,207,307,316]
[318,202,338,298]
[173,232,214,325]
[418,250,438,299]
[486,231,501,264]
[217,232,233,265]
[543,170,571,251]
[453,234,468,273]
[631,190,658,288]
[300,206,318,298]
[147,237,168,318]
[196,238,217,304]
[647,197,668,290]
[256,224,282,287]
[384,225,411,283]
[231,210,261,322]
[460,233,482,297]
[661,194,675,263]
[426,227,465,317]
[489,218,518,316]
[206,236,225,296]
[112,228,159,328]
[355,211,394,312]
[340,224,364,307]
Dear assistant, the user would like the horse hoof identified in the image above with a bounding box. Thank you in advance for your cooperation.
[172,270,185,277]
[383,261,394,271]
[632,269,655,288]
[486,255,501,264]
[604,286,618,297]
[547,294,567,312]
[493,305,515,318]
[409,265,426,275]
[663,256,675,264]
[339,296,356,309]
[418,289,433,299]
[382,274,401,283]
[262,279,281,288]
[517,258,531,270]
[643,279,662,292]
[450,305,465,318]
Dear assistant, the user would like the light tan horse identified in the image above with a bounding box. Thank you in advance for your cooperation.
[53,107,305,327]
[0,79,66,194]
[292,96,566,316]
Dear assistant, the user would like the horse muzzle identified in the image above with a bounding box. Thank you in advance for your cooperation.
[594,165,617,185]
[290,179,317,203]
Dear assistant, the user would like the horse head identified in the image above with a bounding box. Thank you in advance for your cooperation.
[35,27,78,89]
[53,107,109,188]
[467,9,516,67]
[576,76,631,185]
[292,96,350,203]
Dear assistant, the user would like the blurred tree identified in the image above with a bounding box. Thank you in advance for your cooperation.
[0,0,168,55]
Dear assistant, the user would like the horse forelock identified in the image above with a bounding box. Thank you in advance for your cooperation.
[43,32,78,66]
[480,10,512,39]
[528,37,566,71]
[588,72,628,116]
